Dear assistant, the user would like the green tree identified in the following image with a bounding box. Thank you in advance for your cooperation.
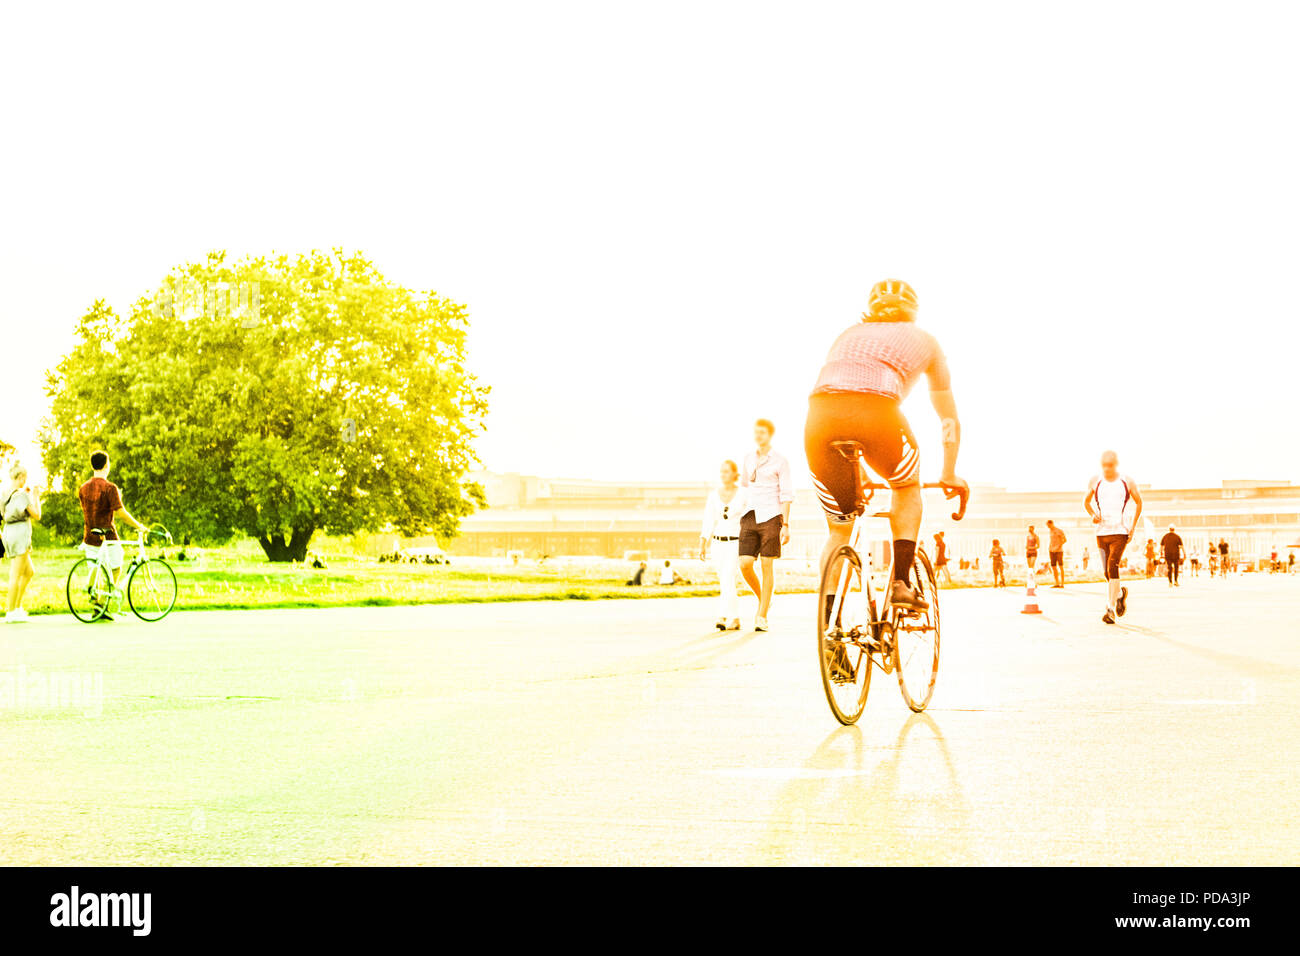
[41,250,488,561]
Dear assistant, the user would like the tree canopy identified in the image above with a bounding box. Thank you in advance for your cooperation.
[40,250,488,561]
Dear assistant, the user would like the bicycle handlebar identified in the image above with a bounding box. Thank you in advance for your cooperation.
[861,481,970,521]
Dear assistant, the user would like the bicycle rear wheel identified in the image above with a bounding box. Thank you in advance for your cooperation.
[817,544,875,725]
[127,558,178,621]
[66,557,113,623]
[892,548,940,712]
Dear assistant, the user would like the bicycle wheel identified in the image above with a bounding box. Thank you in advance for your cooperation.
[127,558,178,621]
[66,557,113,623]
[892,548,940,712]
[817,544,875,725]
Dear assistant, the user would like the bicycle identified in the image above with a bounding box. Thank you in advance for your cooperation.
[817,441,969,725]
[66,524,178,623]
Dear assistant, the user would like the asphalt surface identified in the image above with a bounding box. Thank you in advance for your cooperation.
[1,572,1296,865]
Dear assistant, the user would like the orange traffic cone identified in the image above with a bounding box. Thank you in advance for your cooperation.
[1021,574,1042,614]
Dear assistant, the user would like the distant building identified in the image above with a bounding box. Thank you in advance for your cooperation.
[444,472,1300,567]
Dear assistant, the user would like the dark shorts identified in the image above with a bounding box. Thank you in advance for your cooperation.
[1097,534,1128,579]
[1026,550,1038,564]
[1049,551,1064,568]
[739,512,782,558]
[805,390,919,523]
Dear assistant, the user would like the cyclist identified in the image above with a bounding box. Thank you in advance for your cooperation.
[78,449,147,621]
[805,279,967,611]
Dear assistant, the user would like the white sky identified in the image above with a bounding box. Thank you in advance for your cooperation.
[2,1,1297,493]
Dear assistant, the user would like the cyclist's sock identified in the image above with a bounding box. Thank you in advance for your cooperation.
[892,539,916,587]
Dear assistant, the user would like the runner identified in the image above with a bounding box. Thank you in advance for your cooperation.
[739,419,793,632]
[1161,525,1185,586]
[990,538,1006,588]
[804,279,966,611]
[1046,519,1067,588]
[1083,450,1143,624]
[932,531,952,585]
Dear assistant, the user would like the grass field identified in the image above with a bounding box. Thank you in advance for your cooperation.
[7,543,1127,617]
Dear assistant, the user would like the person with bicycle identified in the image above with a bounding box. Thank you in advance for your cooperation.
[804,279,967,611]
[78,450,147,621]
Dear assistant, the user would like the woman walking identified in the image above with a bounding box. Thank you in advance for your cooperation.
[2,462,42,623]
[699,460,749,631]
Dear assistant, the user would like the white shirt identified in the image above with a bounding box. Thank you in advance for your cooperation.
[1089,474,1135,536]
[659,564,676,585]
[701,486,749,538]
[741,448,794,524]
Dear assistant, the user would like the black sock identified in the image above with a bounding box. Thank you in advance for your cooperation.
[892,539,915,587]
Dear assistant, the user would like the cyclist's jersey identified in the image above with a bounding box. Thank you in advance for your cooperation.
[810,320,950,401]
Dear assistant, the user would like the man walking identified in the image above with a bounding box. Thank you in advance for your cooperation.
[78,450,147,620]
[1046,519,1067,588]
[739,418,794,632]
[1084,450,1143,624]
[933,531,952,585]
[1161,525,1185,586]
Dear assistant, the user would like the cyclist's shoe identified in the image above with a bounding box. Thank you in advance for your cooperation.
[715,618,727,631]
[754,616,769,632]
[888,580,930,612]
[1116,586,1128,617]
[1102,610,1116,624]
[726,618,741,631]
[823,639,856,683]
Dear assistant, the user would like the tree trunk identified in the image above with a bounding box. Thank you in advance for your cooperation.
[257,526,315,562]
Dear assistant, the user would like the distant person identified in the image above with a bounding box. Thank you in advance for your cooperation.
[1208,543,1218,577]
[625,561,648,586]
[1081,547,1089,573]
[1269,547,1278,572]
[659,559,687,586]
[1289,552,1296,574]
[1084,449,1143,625]
[1025,525,1039,578]
[1161,525,1184,586]
[2,462,42,623]
[1190,552,1200,576]
[1046,519,1067,588]
[1218,538,1230,575]
[699,460,749,631]
[78,450,147,621]
[1144,539,1157,578]
[932,531,952,585]
[990,539,1006,588]
[739,418,793,632]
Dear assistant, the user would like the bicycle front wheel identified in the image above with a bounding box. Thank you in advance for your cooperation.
[892,548,940,712]
[127,558,178,621]
[817,544,875,725]
[66,557,113,623]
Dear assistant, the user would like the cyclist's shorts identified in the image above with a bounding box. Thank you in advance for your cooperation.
[84,540,125,571]
[805,390,920,523]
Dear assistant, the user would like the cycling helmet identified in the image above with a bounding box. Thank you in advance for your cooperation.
[866,279,918,320]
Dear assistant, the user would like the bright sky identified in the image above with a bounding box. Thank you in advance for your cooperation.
[2,1,1297,493]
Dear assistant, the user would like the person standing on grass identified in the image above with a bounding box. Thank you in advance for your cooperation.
[1084,449,1143,625]
[699,460,749,631]
[1046,519,1067,588]
[990,539,1006,588]
[1161,525,1185,586]
[739,418,793,633]
[2,462,42,623]
[78,450,147,622]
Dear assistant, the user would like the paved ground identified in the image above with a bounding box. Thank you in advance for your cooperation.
[1,572,1296,865]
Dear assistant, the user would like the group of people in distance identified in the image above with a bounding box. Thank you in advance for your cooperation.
[697,279,1218,633]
